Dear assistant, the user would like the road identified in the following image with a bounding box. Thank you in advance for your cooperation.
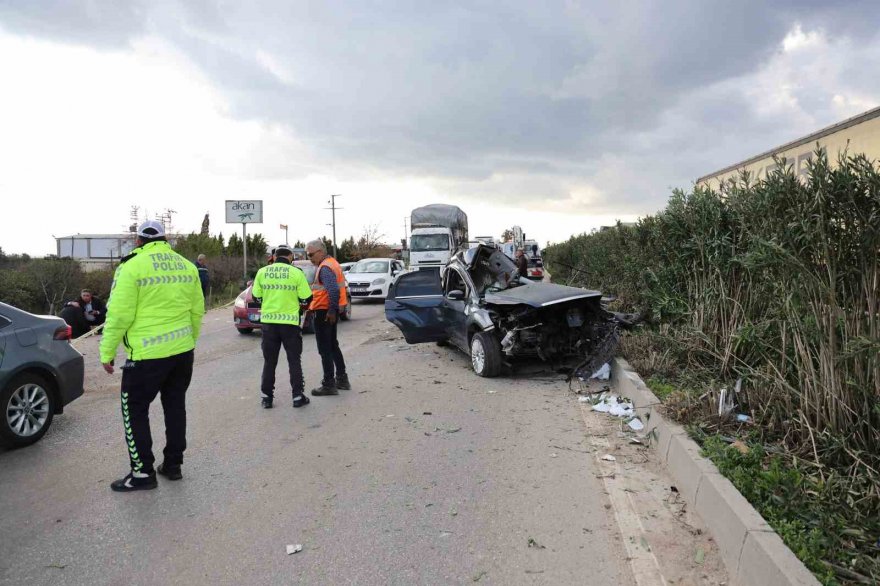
[0,301,725,585]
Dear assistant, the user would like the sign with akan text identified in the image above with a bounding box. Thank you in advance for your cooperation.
[225,200,263,224]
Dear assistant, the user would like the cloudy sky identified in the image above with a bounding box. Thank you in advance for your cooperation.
[1,1,878,256]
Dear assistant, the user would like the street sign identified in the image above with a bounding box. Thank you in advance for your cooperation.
[225,200,263,224]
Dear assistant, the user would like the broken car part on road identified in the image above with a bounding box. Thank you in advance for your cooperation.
[384,244,620,378]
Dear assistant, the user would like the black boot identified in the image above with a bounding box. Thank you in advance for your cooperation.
[157,462,183,481]
[310,380,338,396]
[336,373,351,391]
[110,470,158,492]
[293,393,310,408]
[262,396,273,409]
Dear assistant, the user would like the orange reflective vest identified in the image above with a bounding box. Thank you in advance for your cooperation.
[310,256,348,310]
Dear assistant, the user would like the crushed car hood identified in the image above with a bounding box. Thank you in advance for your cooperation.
[484,282,602,308]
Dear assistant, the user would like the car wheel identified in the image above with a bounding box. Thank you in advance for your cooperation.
[1,373,56,447]
[340,303,352,321]
[470,332,501,378]
[238,328,254,335]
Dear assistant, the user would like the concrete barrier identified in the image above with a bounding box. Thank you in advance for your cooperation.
[610,358,820,586]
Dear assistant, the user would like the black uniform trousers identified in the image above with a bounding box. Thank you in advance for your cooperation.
[260,323,305,398]
[120,350,194,473]
[313,309,347,383]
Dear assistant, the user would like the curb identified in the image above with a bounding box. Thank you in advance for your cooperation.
[610,358,820,586]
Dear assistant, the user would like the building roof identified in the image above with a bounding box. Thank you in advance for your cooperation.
[55,233,181,240]
[696,105,880,184]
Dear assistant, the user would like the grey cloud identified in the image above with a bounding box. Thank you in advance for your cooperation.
[2,0,879,214]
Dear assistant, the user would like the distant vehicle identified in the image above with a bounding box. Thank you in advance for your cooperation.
[346,258,406,300]
[501,239,544,281]
[0,302,84,447]
[340,262,356,273]
[473,235,498,248]
[409,204,468,271]
[385,245,619,378]
[233,261,352,334]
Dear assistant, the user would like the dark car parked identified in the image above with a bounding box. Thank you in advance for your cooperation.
[0,302,85,447]
[385,245,619,378]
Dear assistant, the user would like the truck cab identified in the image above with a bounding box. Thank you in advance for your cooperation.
[409,227,455,270]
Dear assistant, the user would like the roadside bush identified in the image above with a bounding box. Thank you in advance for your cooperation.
[544,149,880,583]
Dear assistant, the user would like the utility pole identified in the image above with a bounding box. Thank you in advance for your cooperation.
[326,194,342,258]
[403,216,409,248]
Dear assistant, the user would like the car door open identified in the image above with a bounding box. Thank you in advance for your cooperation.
[384,270,447,343]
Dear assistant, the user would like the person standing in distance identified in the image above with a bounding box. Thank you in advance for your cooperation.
[252,245,313,409]
[100,220,205,492]
[306,239,351,396]
[515,248,529,279]
[195,254,210,300]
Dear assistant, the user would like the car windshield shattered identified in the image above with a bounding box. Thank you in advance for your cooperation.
[467,246,524,295]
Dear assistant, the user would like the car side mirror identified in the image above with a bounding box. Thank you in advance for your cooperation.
[447,289,465,300]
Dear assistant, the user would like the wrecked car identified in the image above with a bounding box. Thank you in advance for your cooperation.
[385,245,619,378]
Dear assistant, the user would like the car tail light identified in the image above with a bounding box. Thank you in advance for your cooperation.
[54,325,73,341]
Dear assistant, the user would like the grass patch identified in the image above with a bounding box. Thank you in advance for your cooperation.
[695,433,879,585]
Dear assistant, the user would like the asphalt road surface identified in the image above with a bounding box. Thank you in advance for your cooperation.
[0,302,722,585]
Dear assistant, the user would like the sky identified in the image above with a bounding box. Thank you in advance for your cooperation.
[1,1,878,256]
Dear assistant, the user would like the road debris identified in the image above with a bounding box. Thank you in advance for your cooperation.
[527,537,546,549]
[735,413,751,423]
[601,454,617,462]
[626,417,645,431]
[589,363,611,381]
[587,393,635,418]
[286,544,303,555]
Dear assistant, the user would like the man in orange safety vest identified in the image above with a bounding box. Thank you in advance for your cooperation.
[305,239,351,395]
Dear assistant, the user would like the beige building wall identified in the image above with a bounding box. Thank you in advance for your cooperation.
[696,107,880,190]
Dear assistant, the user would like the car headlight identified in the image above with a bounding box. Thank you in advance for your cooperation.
[371,278,386,286]
[234,296,246,308]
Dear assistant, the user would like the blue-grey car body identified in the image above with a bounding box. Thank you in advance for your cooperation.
[0,302,85,446]
[385,245,619,377]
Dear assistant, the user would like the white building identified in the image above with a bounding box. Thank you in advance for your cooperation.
[55,233,179,271]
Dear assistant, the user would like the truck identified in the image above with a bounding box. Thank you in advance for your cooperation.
[409,204,469,271]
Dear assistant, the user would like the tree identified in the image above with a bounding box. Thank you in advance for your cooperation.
[352,225,390,260]
[174,232,224,259]
[227,233,243,256]
[293,240,305,249]
[337,237,356,262]
[25,257,83,314]
[501,228,514,243]
[200,213,210,236]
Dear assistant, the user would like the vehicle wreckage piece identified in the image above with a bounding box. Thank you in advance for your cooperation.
[385,244,620,378]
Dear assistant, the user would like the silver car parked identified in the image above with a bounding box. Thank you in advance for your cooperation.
[0,302,84,447]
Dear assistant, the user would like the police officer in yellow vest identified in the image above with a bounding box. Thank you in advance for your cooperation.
[252,244,313,409]
[306,239,351,396]
[100,220,205,492]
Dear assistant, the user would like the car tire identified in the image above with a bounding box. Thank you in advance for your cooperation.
[1,373,56,448]
[340,304,352,321]
[238,328,254,335]
[470,332,502,378]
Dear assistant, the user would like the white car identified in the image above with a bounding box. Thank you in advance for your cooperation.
[345,258,405,300]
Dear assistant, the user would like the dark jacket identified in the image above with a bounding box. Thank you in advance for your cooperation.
[61,295,106,337]
[196,261,210,294]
